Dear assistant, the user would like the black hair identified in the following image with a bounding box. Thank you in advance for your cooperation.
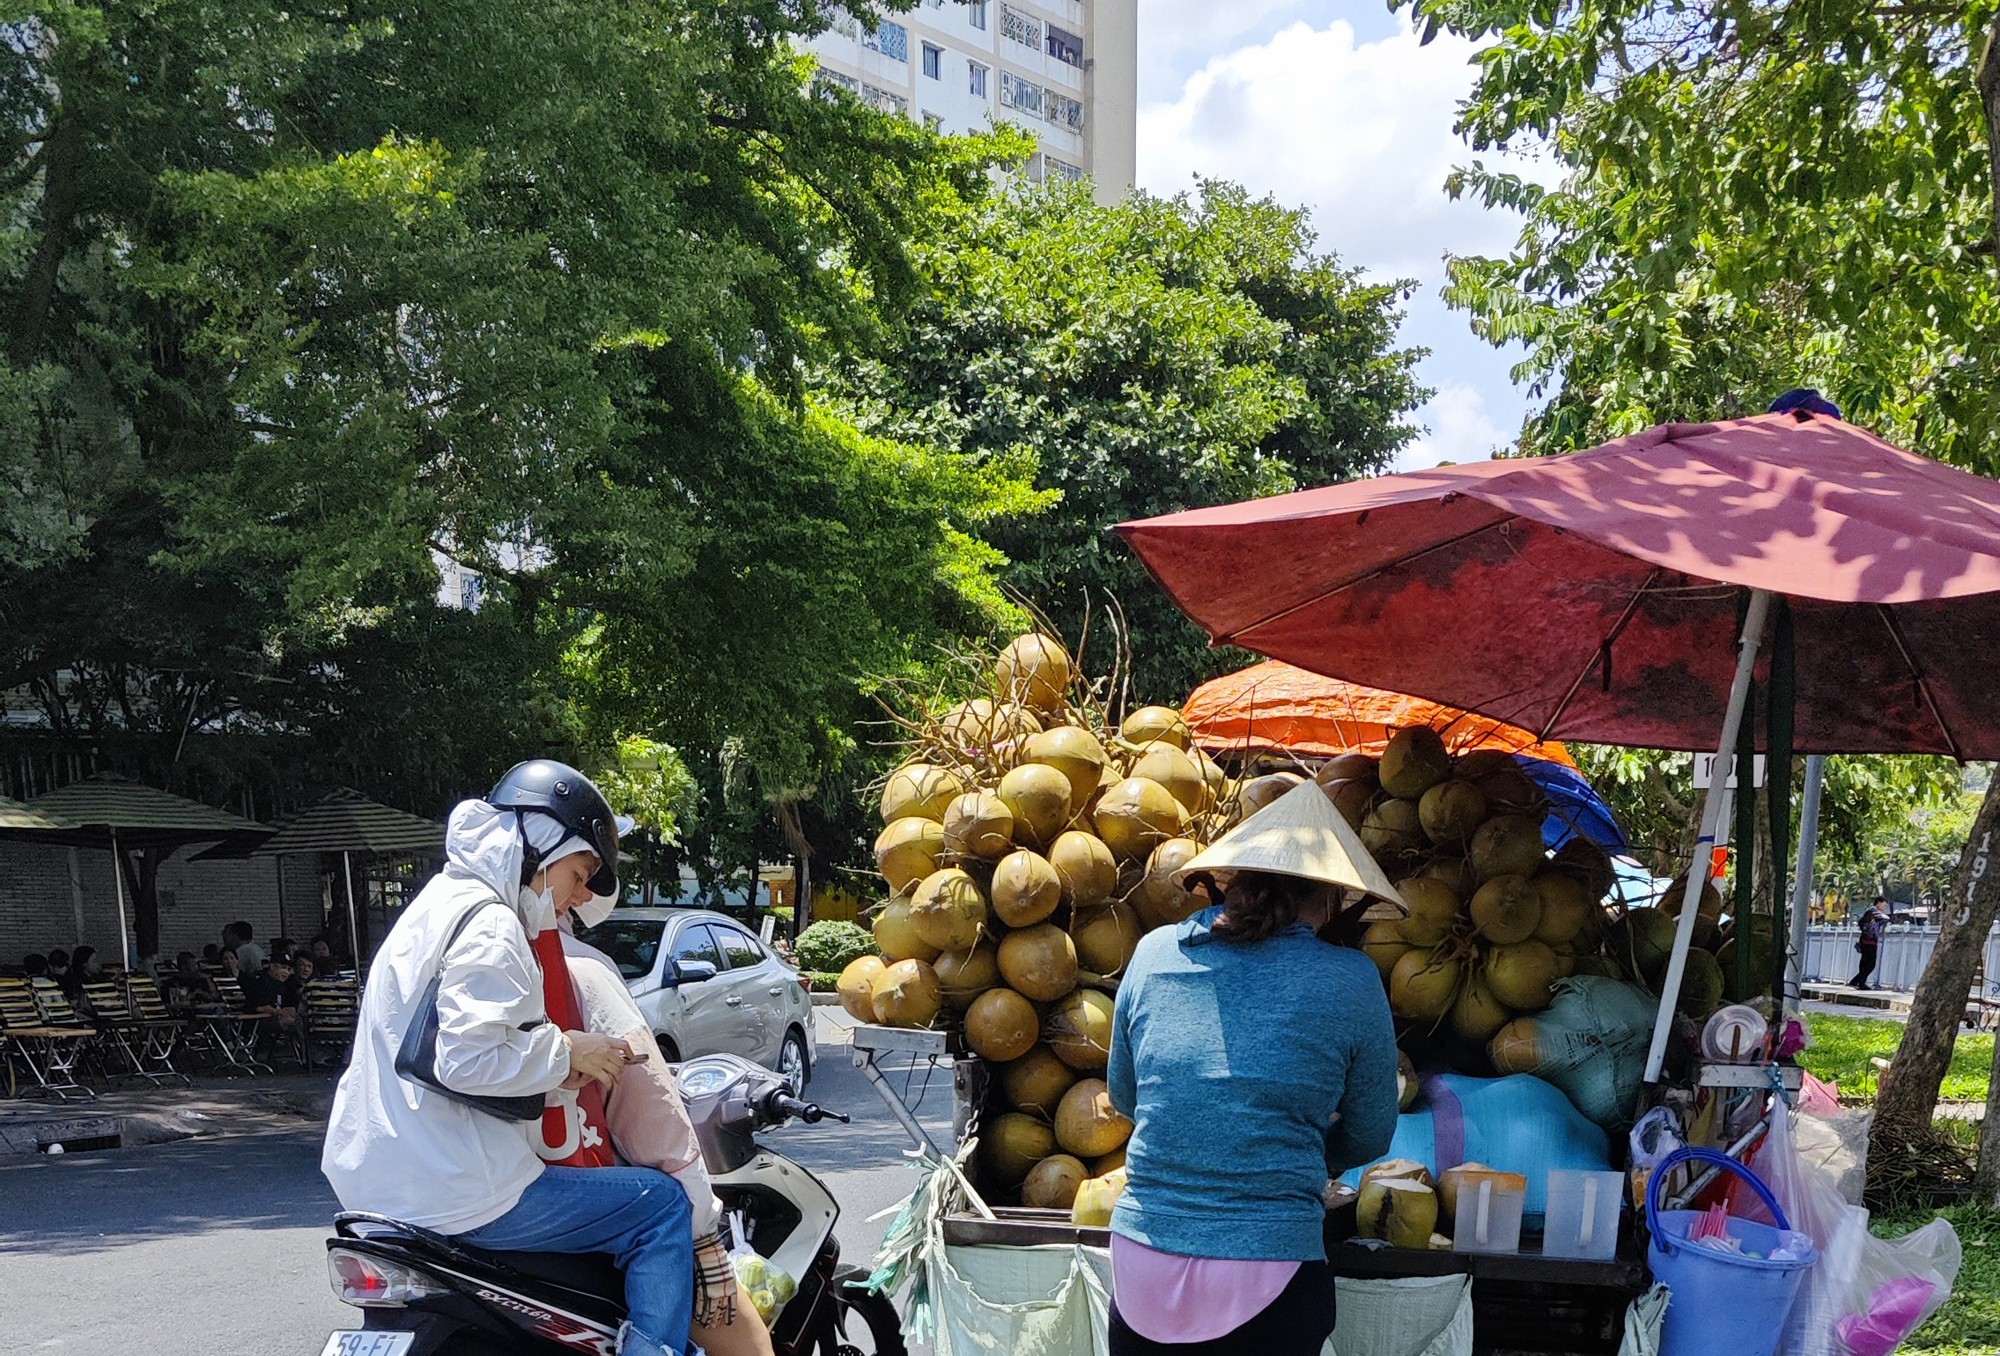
[22,953,46,976]
[1205,871,1320,945]
[47,948,70,968]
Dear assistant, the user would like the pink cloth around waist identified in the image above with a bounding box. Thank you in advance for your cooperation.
[1110,1234,1301,1343]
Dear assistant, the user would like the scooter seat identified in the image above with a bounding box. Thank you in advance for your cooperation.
[455,1242,627,1301]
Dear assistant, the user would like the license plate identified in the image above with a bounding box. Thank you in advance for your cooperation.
[319,1334,415,1356]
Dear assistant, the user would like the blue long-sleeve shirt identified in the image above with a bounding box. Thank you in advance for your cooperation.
[1106,906,1400,1261]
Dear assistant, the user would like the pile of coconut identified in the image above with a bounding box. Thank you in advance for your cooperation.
[836,632,1233,1212]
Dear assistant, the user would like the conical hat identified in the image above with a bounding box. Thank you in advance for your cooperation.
[1177,779,1406,915]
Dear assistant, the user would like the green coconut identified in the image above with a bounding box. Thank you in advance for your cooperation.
[1380,727,1453,799]
[1553,838,1617,903]
[909,867,990,951]
[1023,725,1110,815]
[1665,873,1727,923]
[1390,948,1463,1023]
[995,633,1075,715]
[1396,877,1464,947]
[998,923,1080,1002]
[874,816,946,895]
[991,849,1063,928]
[965,987,1040,1062]
[872,894,941,963]
[933,943,1000,1008]
[1130,743,1206,813]
[1613,907,1680,987]
[942,790,1015,861]
[1679,947,1726,1019]
[1450,976,1512,1044]
[1398,1049,1420,1109]
[1324,778,1376,829]
[1419,780,1489,844]
[880,762,968,824]
[1072,903,1144,974]
[1317,753,1381,787]
[1717,921,1778,1003]
[1469,814,1548,882]
[1050,830,1120,909]
[1452,750,1521,780]
[1137,837,1204,927]
[1531,872,1595,945]
[1423,855,1482,899]
[1363,918,1414,979]
[1471,875,1542,945]
[1485,939,1560,1010]
[1473,765,1546,817]
[1360,798,1426,861]
[1046,988,1115,1072]
[1093,777,1183,860]
[983,1112,1057,1184]
[1120,705,1193,750]
[1001,1044,1078,1116]
[997,762,1074,851]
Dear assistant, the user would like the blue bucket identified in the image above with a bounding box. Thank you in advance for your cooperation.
[1646,1147,1817,1356]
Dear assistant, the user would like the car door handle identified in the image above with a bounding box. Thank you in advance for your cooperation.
[767,986,785,996]
[725,995,744,1006]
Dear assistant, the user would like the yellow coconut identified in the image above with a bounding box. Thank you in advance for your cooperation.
[1469,814,1548,882]
[1054,1078,1133,1158]
[1094,777,1183,860]
[1050,830,1120,909]
[932,943,1000,1009]
[1193,749,1228,810]
[1046,988,1115,1071]
[942,790,1015,861]
[1362,918,1413,979]
[1390,948,1463,1023]
[995,633,1074,715]
[1001,1044,1078,1116]
[998,923,1080,1002]
[1138,837,1204,926]
[880,763,967,824]
[1380,727,1453,799]
[874,816,946,895]
[1470,875,1542,945]
[1130,743,1205,813]
[1023,725,1110,812]
[836,955,886,1023]
[1023,1154,1089,1210]
[1317,753,1381,786]
[940,698,1043,755]
[1395,877,1463,947]
[1072,903,1143,974]
[997,762,1073,850]
[983,1113,1056,1184]
[872,894,941,963]
[964,987,1040,1062]
[909,867,990,951]
[991,848,1062,927]
[868,959,941,1028]
[1071,1168,1128,1226]
[1324,778,1375,829]
[1120,705,1192,750]
[1238,771,1305,819]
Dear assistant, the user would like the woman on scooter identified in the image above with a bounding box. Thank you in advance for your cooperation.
[323,760,696,1356]
[1105,781,1404,1356]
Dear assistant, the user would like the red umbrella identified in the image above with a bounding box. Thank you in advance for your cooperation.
[1118,410,2000,1080]
[1119,411,2000,759]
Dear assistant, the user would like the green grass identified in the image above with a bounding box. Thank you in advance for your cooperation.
[1880,1204,2000,1355]
[1800,1013,1992,1103]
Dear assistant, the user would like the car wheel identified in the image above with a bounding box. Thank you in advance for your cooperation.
[655,1034,683,1064]
[777,1025,809,1094]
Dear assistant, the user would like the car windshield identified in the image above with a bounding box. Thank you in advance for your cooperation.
[575,918,665,980]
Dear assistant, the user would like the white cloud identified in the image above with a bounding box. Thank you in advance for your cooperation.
[1401,380,1512,471]
[1137,0,1320,77]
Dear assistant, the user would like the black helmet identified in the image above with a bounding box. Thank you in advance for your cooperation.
[488,760,620,898]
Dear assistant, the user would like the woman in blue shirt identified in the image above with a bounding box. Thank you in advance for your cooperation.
[1106,781,1403,1356]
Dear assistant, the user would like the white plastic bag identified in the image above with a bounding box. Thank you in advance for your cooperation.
[1325,1274,1473,1356]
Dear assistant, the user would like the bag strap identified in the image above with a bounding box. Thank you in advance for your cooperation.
[425,897,513,997]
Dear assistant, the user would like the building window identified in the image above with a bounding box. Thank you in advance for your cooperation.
[862,19,909,62]
[1047,23,1084,67]
[861,81,909,115]
[1045,155,1085,183]
[922,43,942,79]
[924,112,944,131]
[999,70,1042,115]
[813,68,861,99]
[967,0,988,29]
[1046,91,1084,132]
[968,61,989,97]
[1000,4,1040,49]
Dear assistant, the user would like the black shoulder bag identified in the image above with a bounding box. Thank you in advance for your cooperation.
[394,899,550,1121]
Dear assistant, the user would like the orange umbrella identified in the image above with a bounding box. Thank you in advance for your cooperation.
[1183,660,1577,767]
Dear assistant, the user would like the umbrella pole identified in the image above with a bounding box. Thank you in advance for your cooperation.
[343,849,361,969]
[1786,756,1828,1014]
[110,827,133,973]
[1645,588,1773,1083]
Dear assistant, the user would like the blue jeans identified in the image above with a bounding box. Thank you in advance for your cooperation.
[460,1166,692,1356]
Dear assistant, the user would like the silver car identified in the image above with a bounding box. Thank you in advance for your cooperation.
[573,907,816,1092]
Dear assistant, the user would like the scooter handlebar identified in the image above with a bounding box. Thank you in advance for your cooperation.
[766,1091,849,1125]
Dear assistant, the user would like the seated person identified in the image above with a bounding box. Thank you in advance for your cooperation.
[292,953,318,986]
[240,952,301,1047]
[22,953,47,978]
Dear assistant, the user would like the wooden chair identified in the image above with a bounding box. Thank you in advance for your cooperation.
[304,979,362,1068]
[188,977,272,1077]
[0,978,97,1102]
[125,976,195,1086]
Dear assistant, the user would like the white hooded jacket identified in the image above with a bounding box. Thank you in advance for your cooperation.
[321,800,572,1234]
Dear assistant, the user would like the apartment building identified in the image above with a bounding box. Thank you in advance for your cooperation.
[806,0,1137,203]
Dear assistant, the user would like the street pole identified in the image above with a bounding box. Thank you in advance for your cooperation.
[1786,756,1827,1013]
[109,826,133,974]
[343,848,361,970]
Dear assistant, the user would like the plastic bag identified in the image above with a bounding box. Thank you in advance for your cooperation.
[1617,1284,1670,1356]
[726,1208,797,1323]
[1628,1107,1685,1213]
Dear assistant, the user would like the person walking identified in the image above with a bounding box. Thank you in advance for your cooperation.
[1851,899,1888,990]
[1105,780,1404,1356]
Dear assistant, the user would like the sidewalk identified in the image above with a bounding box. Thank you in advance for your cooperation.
[0,1071,337,1158]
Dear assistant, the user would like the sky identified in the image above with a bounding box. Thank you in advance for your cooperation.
[1135,0,1538,471]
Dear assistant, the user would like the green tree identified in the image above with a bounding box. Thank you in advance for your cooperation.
[836,180,1431,703]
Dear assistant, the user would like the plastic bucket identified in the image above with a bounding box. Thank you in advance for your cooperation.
[1646,1147,1817,1356]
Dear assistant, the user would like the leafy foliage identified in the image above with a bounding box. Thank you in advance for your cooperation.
[793,920,878,974]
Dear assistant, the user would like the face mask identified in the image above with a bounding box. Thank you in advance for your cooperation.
[517,882,559,937]
[573,892,617,929]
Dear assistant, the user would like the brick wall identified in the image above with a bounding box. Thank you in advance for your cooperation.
[0,840,330,967]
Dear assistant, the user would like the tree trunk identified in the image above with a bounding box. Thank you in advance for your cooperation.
[1875,779,2000,1136]
[1974,1026,2000,1206]
[116,843,164,963]
[1981,13,2000,251]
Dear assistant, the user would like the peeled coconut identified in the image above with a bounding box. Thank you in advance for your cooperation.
[1001,1044,1078,1116]
[998,762,1074,850]
[880,762,967,824]
[991,849,1063,927]
[1471,875,1542,945]
[1679,947,1726,1019]
[1380,727,1453,799]
[1357,1176,1439,1249]
[1023,1154,1089,1209]
[1361,798,1425,861]
[872,894,941,963]
[1419,780,1489,844]
[942,790,1015,861]
[933,943,1000,1008]
[1317,753,1380,787]
[1324,778,1375,829]
[868,959,942,1028]
[875,816,946,895]
[995,633,1074,714]
[1532,872,1595,945]
[1120,705,1192,751]
[1390,948,1462,1023]
[836,955,886,1023]
[1396,877,1463,948]
[1363,919,1413,979]
[1072,904,1144,974]
[1237,771,1305,818]
[1050,830,1119,909]
[909,867,990,951]
[1131,743,1206,813]
[1054,1078,1133,1158]
[965,987,1040,1062]
[1469,815,1547,882]
[1450,976,1512,1044]
[1440,1163,1526,1222]
[1071,1169,1127,1226]
[1093,778,1183,860]
[983,1112,1056,1184]
[1361,1158,1437,1191]
[998,923,1080,1002]
[1046,988,1115,1071]
[1138,837,1204,925]
[1023,725,1110,813]
[1397,1050,1420,1110]
[1485,939,1560,1010]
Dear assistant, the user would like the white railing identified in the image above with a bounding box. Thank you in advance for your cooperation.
[1800,925,2000,994]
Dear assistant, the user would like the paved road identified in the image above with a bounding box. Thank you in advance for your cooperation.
[0,1013,954,1355]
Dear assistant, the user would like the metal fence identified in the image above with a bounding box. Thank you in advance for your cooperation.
[1800,925,2000,994]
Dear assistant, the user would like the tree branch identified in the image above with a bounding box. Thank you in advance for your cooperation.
[1980,11,2000,256]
